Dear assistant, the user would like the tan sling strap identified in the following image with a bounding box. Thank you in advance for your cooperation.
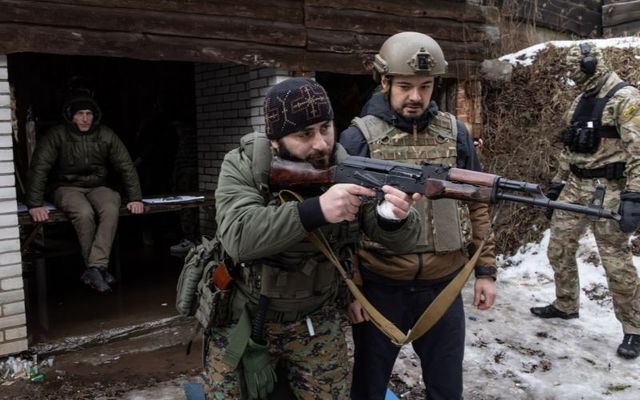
[277,189,485,346]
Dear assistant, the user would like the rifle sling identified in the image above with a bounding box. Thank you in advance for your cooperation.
[278,189,484,346]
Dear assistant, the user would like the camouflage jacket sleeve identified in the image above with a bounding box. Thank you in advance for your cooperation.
[552,150,571,183]
[552,101,576,183]
[615,87,640,192]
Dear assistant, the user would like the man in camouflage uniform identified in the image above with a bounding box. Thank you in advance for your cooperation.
[531,42,640,359]
[205,78,422,399]
[339,32,497,400]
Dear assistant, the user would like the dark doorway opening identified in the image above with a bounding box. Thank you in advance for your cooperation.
[8,53,199,344]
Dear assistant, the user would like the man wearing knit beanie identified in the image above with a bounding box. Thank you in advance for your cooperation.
[204,77,423,399]
[25,90,144,293]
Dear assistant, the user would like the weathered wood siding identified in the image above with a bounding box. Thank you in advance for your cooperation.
[603,0,640,37]
[0,0,499,79]
[499,0,602,37]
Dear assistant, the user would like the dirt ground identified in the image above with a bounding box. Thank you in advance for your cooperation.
[1,318,203,400]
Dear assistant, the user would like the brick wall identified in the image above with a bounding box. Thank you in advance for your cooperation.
[0,55,28,356]
[194,64,290,234]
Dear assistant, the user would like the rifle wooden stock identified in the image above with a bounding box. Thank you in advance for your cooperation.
[425,180,494,203]
[448,168,499,188]
[268,157,335,190]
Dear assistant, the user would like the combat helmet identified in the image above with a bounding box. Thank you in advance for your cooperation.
[373,32,448,82]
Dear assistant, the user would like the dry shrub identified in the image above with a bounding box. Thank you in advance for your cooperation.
[481,44,640,255]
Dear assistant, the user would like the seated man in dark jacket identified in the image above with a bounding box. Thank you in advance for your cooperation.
[25,92,144,293]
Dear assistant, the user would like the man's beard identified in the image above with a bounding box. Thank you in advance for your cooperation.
[276,142,336,169]
[399,101,425,119]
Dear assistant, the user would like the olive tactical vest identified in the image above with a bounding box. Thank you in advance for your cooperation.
[232,132,359,315]
[352,112,469,253]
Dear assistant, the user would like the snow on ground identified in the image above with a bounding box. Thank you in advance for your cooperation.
[392,230,640,399]
[499,36,640,67]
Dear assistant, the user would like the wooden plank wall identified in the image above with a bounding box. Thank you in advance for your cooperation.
[499,0,602,37]
[603,0,640,37]
[0,0,499,79]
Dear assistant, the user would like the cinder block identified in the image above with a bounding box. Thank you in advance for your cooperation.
[0,262,20,277]
[0,82,8,95]
[0,339,28,357]
[0,239,20,253]
[0,108,10,121]
[0,213,17,227]
[4,326,27,341]
[0,96,8,107]
[0,174,14,187]
[0,289,23,304]
[0,276,23,291]
[0,122,11,134]
[0,226,18,240]
[0,187,16,199]
[0,313,26,329]
[2,301,25,316]
[0,199,17,213]
[0,149,13,162]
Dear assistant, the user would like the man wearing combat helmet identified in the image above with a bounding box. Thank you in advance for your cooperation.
[531,42,640,359]
[340,32,497,399]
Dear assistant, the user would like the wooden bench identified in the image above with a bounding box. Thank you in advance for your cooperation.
[18,193,215,253]
[18,192,215,331]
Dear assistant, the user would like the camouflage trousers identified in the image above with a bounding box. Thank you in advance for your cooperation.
[548,176,640,334]
[203,305,350,399]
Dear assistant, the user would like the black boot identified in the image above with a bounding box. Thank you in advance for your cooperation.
[617,334,640,359]
[98,267,116,285]
[81,267,111,293]
[530,304,578,319]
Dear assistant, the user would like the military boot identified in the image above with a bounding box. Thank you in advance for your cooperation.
[98,267,116,285]
[617,334,640,359]
[81,267,111,293]
[530,304,578,319]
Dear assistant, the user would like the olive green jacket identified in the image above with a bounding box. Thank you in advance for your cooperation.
[215,140,421,263]
[25,124,142,207]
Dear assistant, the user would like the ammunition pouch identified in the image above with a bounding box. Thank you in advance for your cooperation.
[569,162,626,180]
[559,125,600,153]
[195,260,236,332]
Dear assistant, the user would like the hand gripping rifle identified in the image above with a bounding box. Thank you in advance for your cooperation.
[269,155,621,221]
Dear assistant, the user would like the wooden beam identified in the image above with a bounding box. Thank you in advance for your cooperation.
[307,29,488,61]
[0,0,306,47]
[603,20,640,37]
[504,0,601,37]
[32,0,304,23]
[305,5,500,44]
[0,23,478,78]
[304,0,498,24]
[603,0,640,27]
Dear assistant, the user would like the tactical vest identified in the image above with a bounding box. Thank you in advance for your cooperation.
[352,112,469,254]
[232,132,359,317]
[560,82,630,154]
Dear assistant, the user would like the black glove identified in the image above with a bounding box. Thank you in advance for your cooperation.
[544,182,565,219]
[618,191,640,233]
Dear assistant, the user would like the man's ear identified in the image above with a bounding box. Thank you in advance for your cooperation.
[270,139,280,149]
[380,77,390,91]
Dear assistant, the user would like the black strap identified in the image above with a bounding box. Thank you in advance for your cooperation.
[571,80,631,139]
[570,162,626,179]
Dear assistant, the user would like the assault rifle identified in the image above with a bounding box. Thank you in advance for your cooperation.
[268,155,621,221]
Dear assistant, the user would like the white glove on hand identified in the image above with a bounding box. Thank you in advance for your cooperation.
[376,200,402,221]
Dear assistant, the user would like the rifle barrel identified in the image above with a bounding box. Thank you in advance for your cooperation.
[497,192,621,221]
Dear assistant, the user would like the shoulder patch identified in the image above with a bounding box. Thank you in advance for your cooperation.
[622,104,639,120]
